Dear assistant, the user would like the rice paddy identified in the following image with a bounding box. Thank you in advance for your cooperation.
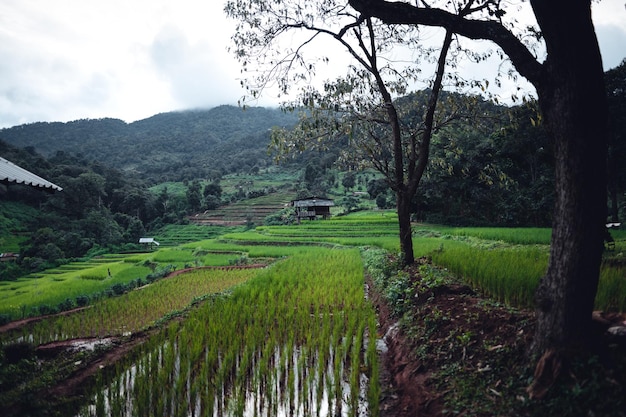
[1,210,625,416]
[76,248,379,417]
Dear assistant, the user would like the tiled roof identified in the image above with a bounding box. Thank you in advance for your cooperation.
[0,157,63,191]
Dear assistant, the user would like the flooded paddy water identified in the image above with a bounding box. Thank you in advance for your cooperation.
[76,248,380,417]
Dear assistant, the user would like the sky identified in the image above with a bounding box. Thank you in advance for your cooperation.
[0,0,625,129]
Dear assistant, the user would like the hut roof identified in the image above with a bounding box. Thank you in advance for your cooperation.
[291,196,334,208]
[139,237,160,245]
[0,157,63,192]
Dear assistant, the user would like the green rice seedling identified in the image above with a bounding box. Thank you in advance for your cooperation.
[77,247,379,417]
[3,267,258,346]
[596,265,626,312]
[0,263,153,320]
[420,225,552,245]
[151,248,195,263]
[431,241,548,308]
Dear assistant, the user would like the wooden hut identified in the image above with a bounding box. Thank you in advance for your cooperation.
[291,196,334,220]
[139,237,160,250]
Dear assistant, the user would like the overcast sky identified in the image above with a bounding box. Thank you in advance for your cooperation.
[0,0,624,129]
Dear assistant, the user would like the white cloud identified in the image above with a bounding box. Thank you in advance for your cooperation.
[593,0,626,69]
[0,0,623,129]
[0,0,244,128]
[149,26,240,109]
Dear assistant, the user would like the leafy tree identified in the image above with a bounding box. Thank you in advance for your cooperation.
[227,0,477,264]
[605,59,626,223]
[203,181,222,199]
[341,172,357,193]
[204,195,222,211]
[202,181,223,210]
[375,193,393,209]
[186,180,203,213]
[366,178,388,199]
[414,103,553,227]
[301,160,329,196]
[345,0,610,394]
[80,208,124,247]
[338,195,360,213]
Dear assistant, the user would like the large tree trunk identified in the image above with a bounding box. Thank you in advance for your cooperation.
[530,0,608,356]
[397,191,415,265]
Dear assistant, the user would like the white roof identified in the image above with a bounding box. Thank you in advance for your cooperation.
[292,198,334,207]
[139,237,160,245]
[0,157,63,191]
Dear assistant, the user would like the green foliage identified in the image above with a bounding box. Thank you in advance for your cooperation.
[338,195,361,214]
[263,207,296,225]
[430,239,548,307]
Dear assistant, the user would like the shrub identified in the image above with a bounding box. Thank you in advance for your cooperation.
[111,283,126,296]
[75,295,90,307]
[57,298,75,312]
[37,304,58,316]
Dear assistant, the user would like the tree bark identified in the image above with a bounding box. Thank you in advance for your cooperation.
[530,0,608,355]
[397,191,415,265]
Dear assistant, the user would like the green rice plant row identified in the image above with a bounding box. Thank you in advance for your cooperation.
[77,247,380,417]
[0,263,152,320]
[4,267,259,346]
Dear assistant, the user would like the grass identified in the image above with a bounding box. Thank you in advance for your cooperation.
[420,224,553,244]
[0,261,152,319]
[431,240,548,307]
[3,211,624,321]
[2,209,625,416]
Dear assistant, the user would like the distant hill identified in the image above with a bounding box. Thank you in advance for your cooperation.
[0,106,299,183]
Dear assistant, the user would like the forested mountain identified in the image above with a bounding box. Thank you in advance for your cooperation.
[0,106,299,183]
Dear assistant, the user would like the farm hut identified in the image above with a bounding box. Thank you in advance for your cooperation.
[0,157,63,193]
[292,196,334,220]
[139,237,160,250]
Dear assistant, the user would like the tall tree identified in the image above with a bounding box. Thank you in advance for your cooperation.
[605,59,626,223]
[345,0,608,393]
[227,0,487,264]
[186,180,203,213]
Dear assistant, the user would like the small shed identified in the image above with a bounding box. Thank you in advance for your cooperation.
[139,237,160,250]
[292,196,334,220]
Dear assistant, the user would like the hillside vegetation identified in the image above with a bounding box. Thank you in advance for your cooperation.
[1,84,624,283]
[0,106,299,183]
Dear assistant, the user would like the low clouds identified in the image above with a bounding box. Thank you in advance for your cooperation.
[0,0,624,129]
[0,0,243,128]
[150,26,240,109]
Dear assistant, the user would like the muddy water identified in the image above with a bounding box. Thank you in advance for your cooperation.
[77,339,373,417]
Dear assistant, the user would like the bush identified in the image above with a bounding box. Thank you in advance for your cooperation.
[0,262,24,281]
[75,295,90,307]
[264,208,296,226]
[57,298,75,312]
[111,283,126,296]
[37,304,58,316]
